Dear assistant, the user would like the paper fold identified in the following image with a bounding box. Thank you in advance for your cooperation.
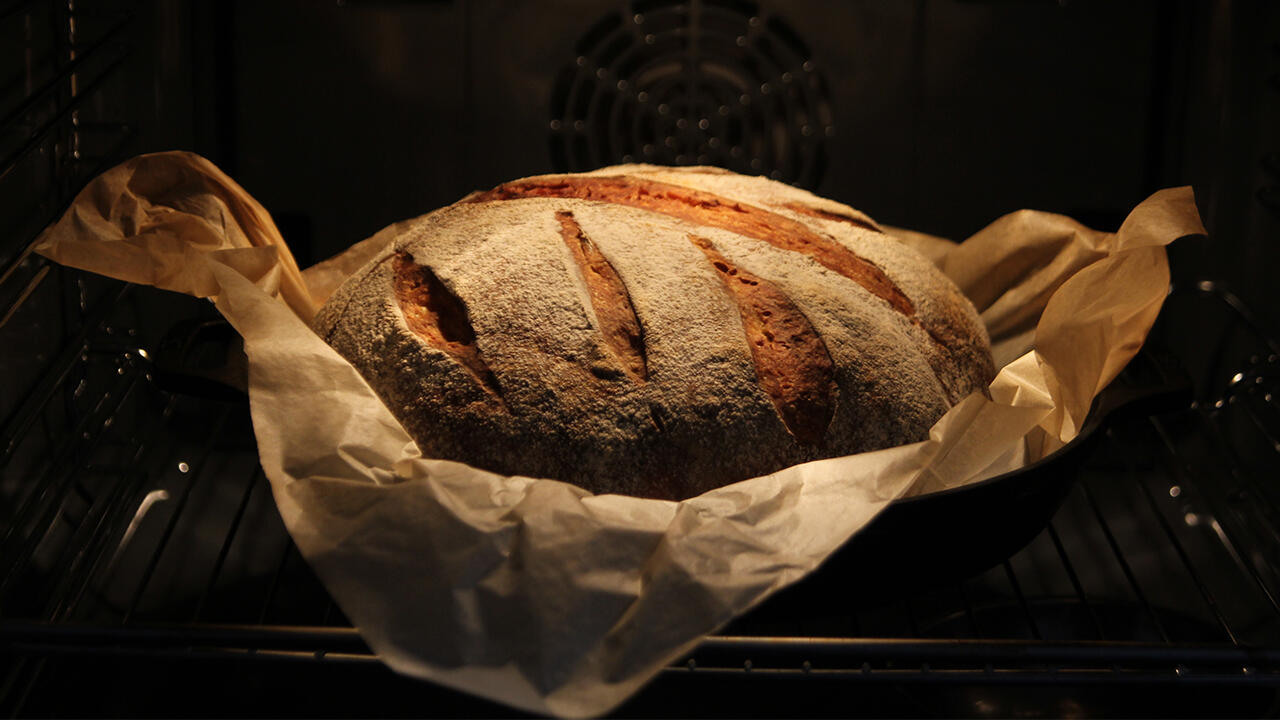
[34,152,1205,718]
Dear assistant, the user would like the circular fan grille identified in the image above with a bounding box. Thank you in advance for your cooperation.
[549,0,833,188]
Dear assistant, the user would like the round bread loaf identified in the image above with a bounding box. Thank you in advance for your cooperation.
[313,165,994,500]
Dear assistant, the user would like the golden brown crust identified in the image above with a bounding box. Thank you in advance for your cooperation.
[780,201,883,234]
[467,175,915,317]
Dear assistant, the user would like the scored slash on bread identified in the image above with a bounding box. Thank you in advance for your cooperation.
[689,234,837,447]
[314,165,994,500]
[555,211,648,383]
[392,251,503,400]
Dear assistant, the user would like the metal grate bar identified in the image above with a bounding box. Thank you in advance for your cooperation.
[0,363,140,587]
[3,655,44,720]
[36,468,139,620]
[45,469,146,622]
[121,406,233,623]
[1200,406,1280,543]
[0,367,143,602]
[12,622,1280,669]
[0,621,368,652]
[1045,521,1105,640]
[258,540,296,625]
[0,282,129,462]
[1,248,50,303]
[0,351,130,552]
[0,50,129,185]
[1,644,379,666]
[1077,478,1171,642]
[44,392,185,623]
[0,656,32,715]
[1002,560,1041,640]
[1150,415,1280,619]
[55,397,183,622]
[192,467,263,622]
[0,264,50,331]
[694,635,1280,666]
[663,668,1280,684]
[0,11,131,133]
[1115,427,1240,644]
[1239,394,1280,450]
[1185,284,1280,357]
[9,639,1280,684]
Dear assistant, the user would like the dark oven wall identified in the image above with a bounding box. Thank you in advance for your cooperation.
[220,1,1169,260]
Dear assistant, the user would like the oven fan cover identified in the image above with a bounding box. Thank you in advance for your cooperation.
[549,0,834,189]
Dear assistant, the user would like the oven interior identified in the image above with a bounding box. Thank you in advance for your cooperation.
[2,0,1280,716]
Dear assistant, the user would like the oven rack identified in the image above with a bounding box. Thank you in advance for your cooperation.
[1,275,1279,717]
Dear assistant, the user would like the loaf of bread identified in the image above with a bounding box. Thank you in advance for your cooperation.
[313,165,994,500]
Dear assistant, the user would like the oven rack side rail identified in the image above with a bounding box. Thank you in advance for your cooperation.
[4,621,1280,685]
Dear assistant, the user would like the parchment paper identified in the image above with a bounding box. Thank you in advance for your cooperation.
[35,151,1205,718]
